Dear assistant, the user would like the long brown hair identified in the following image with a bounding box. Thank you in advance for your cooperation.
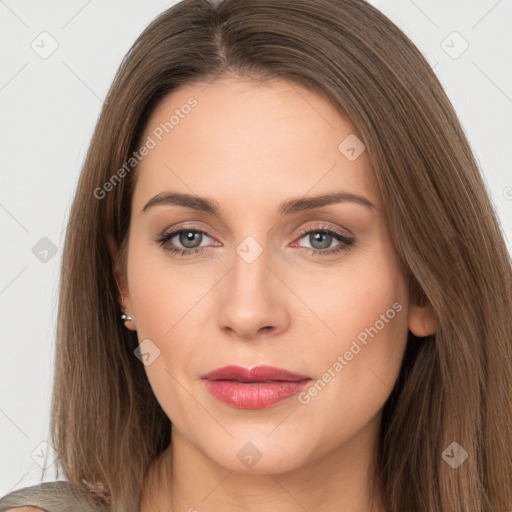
[47,0,512,510]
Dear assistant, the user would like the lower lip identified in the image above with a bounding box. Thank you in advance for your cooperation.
[203,379,311,409]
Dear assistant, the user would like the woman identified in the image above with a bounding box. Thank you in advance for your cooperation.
[1,0,510,510]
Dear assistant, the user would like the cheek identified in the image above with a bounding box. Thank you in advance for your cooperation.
[125,238,214,421]
[296,260,409,441]
[125,265,193,431]
[126,235,202,339]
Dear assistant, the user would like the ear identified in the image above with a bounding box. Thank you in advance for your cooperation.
[108,235,136,331]
[407,296,437,338]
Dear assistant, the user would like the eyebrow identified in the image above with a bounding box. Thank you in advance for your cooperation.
[141,191,375,216]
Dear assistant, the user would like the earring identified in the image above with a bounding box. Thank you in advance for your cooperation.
[115,276,133,324]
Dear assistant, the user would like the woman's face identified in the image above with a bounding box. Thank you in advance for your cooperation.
[114,76,434,475]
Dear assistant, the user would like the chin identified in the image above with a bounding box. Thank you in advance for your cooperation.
[202,433,313,475]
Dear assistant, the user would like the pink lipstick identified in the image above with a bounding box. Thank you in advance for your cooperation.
[200,365,311,409]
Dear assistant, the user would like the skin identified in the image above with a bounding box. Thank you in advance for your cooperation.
[111,76,436,512]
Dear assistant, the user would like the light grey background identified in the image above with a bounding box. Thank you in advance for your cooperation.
[1,0,511,496]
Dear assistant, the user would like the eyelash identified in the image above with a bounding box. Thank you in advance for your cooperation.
[155,224,355,257]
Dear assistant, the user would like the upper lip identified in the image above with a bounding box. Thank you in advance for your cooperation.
[200,365,311,382]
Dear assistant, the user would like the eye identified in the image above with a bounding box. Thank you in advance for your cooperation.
[156,227,216,257]
[292,224,354,256]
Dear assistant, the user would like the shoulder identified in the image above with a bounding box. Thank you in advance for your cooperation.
[4,508,45,512]
[0,481,69,511]
[0,481,103,511]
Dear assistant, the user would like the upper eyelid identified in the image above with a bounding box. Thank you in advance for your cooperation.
[161,223,352,244]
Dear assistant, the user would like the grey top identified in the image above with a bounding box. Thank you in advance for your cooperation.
[0,481,103,512]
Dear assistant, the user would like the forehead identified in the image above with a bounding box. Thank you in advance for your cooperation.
[132,77,381,215]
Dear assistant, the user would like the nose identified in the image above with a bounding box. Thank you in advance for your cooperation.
[216,246,290,341]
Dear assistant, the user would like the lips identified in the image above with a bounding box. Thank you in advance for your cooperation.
[200,365,310,382]
[200,365,312,409]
